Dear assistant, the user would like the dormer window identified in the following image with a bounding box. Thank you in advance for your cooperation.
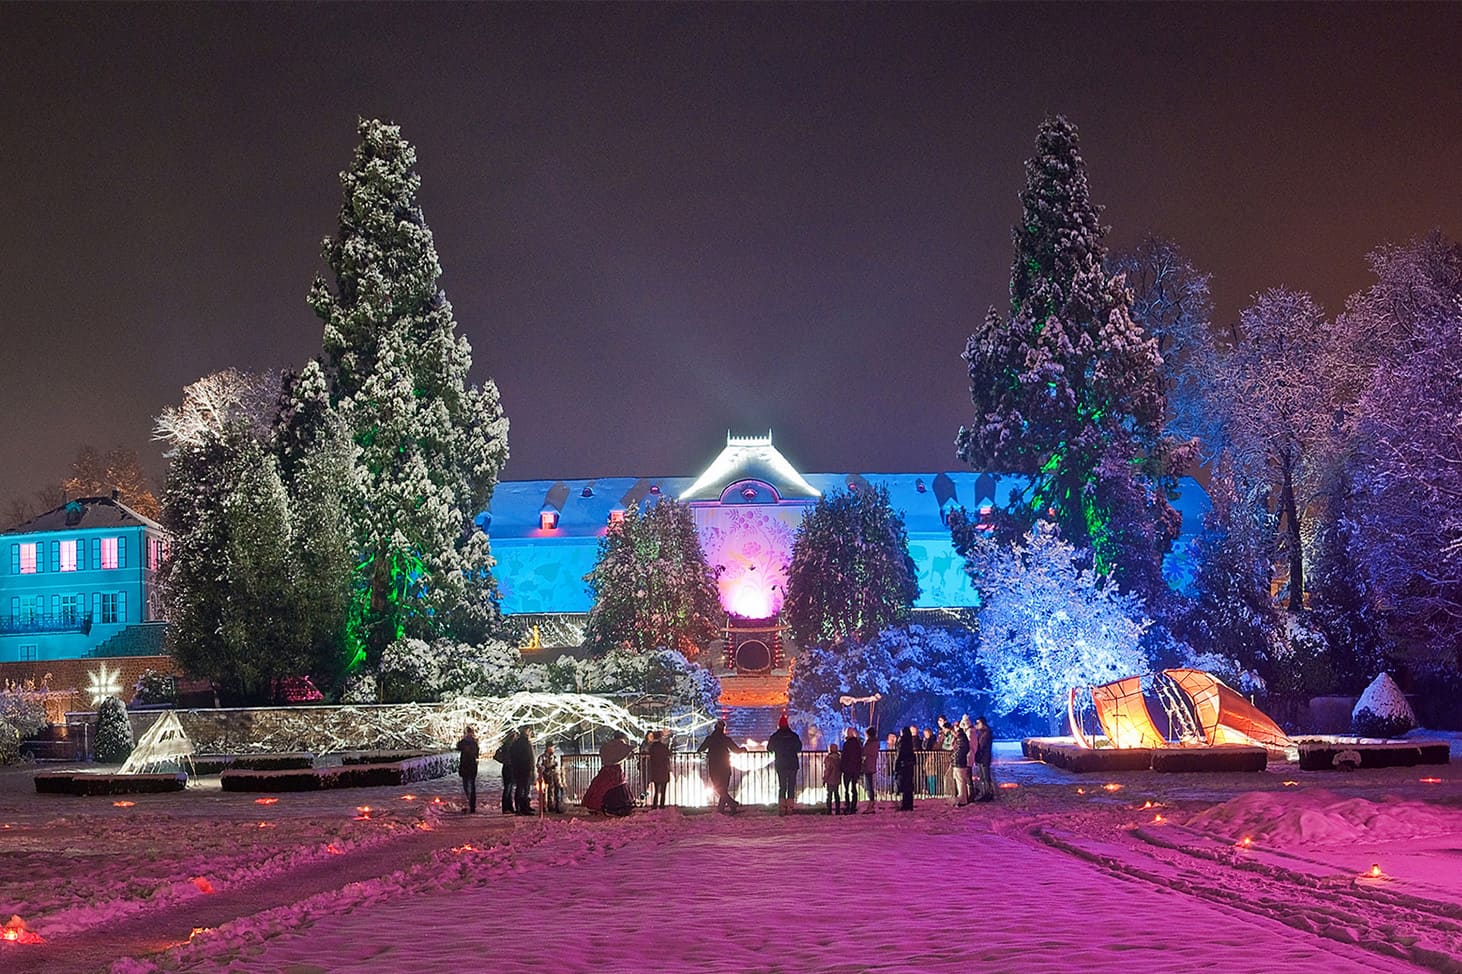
[608,509,625,526]
[741,486,758,501]
[539,511,560,531]
[648,484,661,496]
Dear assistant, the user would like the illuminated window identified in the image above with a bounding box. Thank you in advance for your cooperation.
[59,540,78,572]
[147,537,168,570]
[608,509,625,526]
[101,537,119,569]
[539,511,559,531]
[18,543,37,574]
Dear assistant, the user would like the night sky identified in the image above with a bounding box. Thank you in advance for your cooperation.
[2,3,1458,508]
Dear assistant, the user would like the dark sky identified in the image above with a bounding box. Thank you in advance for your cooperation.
[2,3,1458,507]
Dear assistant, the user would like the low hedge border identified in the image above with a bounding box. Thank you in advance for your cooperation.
[35,772,188,796]
[1023,738,1268,773]
[220,752,458,792]
[1295,739,1451,771]
[339,750,434,766]
[193,753,316,775]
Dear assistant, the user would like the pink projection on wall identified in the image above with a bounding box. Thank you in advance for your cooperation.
[697,506,799,619]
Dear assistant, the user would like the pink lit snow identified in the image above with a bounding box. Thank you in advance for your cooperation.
[1,740,1459,973]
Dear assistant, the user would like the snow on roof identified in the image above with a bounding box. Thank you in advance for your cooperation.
[679,431,821,502]
[4,496,163,535]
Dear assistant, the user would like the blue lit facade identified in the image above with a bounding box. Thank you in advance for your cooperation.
[0,497,169,663]
[483,434,1211,619]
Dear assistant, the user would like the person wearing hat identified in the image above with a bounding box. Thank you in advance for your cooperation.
[767,714,803,816]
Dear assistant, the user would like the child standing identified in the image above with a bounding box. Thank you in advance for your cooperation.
[823,743,842,815]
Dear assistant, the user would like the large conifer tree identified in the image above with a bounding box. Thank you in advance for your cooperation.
[956,116,1176,592]
[303,119,510,671]
[581,498,723,658]
[783,485,919,648]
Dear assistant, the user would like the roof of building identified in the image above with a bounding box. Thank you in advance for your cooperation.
[679,431,822,502]
[4,496,163,535]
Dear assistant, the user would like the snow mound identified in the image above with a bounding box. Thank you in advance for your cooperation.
[1185,788,1461,847]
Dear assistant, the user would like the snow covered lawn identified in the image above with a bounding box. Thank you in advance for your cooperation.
[2,744,1459,973]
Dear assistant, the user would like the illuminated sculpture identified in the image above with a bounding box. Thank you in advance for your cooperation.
[1069,669,1289,749]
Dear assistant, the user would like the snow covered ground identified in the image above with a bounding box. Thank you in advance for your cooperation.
[2,739,1459,973]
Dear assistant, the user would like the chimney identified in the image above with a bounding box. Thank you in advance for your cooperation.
[110,488,120,501]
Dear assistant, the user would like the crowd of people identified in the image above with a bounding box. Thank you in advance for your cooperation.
[454,713,997,817]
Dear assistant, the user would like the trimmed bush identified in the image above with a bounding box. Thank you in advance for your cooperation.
[1150,746,1266,773]
[35,771,186,795]
[220,752,458,792]
[1351,673,1418,738]
[94,696,134,763]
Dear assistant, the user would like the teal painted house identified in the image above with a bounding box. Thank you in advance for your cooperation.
[0,495,169,663]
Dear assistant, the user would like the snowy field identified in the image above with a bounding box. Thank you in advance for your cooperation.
[2,738,1460,974]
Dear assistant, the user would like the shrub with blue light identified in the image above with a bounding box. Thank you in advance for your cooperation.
[963,523,1151,724]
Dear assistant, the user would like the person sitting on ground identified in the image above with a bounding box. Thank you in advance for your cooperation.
[894,726,918,811]
[538,742,564,814]
[647,730,671,809]
[840,727,863,814]
[768,715,803,816]
[823,743,842,815]
[697,720,746,814]
[583,730,637,816]
[456,724,479,814]
[493,728,517,814]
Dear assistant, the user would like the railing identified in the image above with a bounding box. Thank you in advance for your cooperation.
[556,749,957,807]
[0,612,92,635]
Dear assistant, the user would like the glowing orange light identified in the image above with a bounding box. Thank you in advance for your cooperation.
[189,927,213,942]
[999,782,1019,790]
[1075,787,1086,795]
[1103,783,1123,793]
[1152,814,1165,824]
[1368,863,1381,878]
[1,914,39,944]
[254,797,279,805]
[1237,836,1253,848]
[191,877,215,894]
[325,844,343,855]
[257,822,274,829]
[415,821,433,831]
[1419,777,1442,784]
[1282,780,1298,787]
[112,800,136,808]
[401,794,417,801]
[354,805,373,820]
[431,797,444,805]
[452,843,476,854]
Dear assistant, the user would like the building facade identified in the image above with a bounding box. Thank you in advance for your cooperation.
[0,496,169,663]
[484,432,1211,644]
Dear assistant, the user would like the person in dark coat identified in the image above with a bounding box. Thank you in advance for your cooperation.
[697,720,745,813]
[647,730,671,808]
[493,728,517,813]
[823,743,842,814]
[456,724,479,814]
[839,728,863,814]
[767,715,803,815]
[894,726,917,811]
[950,720,972,806]
[509,725,536,815]
[973,716,995,802]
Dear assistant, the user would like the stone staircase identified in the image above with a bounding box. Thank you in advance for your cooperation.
[88,622,168,657]
[723,705,786,744]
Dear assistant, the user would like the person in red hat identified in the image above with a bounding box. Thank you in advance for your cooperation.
[767,714,803,815]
